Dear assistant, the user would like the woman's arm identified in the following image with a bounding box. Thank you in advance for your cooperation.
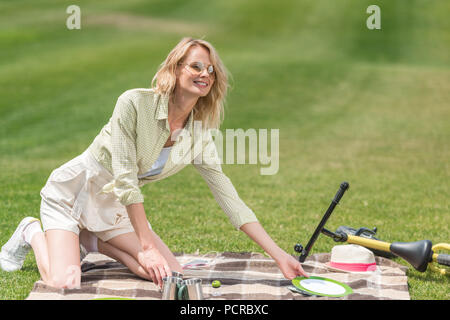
[191,130,306,278]
[126,203,171,288]
[240,221,308,279]
[126,203,156,250]
[110,94,145,206]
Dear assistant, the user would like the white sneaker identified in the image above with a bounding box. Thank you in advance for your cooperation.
[0,217,40,272]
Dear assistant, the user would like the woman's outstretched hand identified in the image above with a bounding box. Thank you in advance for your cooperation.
[239,222,309,280]
[137,247,172,288]
[275,252,309,280]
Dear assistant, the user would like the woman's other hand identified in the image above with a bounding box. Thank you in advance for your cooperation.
[137,247,172,288]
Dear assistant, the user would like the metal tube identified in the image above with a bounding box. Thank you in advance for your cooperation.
[299,182,350,262]
[346,235,392,252]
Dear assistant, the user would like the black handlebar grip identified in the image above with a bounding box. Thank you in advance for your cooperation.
[332,181,350,204]
[437,254,450,267]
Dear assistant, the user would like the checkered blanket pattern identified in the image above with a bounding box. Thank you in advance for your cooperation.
[26,251,410,300]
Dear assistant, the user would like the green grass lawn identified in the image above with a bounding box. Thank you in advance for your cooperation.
[0,0,449,300]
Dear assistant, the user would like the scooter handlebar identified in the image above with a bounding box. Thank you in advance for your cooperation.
[332,182,350,204]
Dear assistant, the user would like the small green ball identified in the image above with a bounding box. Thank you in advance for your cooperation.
[212,280,221,288]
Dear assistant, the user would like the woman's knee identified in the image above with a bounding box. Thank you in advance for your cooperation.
[44,229,81,289]
[48,264,81,289]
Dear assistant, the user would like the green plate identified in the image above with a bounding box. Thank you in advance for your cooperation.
[291,276,353,298]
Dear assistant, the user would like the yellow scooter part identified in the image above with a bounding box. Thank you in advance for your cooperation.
[430,243,450,275]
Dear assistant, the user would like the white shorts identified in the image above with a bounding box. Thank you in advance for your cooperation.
[40,150,151,242]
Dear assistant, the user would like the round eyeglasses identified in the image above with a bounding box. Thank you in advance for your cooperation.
[180,61,215,78]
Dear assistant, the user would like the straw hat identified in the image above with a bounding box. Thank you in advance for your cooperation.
[326,244,377,273]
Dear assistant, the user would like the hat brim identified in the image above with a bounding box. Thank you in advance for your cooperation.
[325,262,379,274]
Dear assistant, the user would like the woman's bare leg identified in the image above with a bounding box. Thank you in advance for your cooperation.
[32,228,154,287]
[45,230,81,288]
[102,230,183,280]
[97,240,152,281]
[25,226,80,289]
[29,232,51,283]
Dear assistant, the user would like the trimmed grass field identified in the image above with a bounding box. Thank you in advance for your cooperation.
[0,0,449,300]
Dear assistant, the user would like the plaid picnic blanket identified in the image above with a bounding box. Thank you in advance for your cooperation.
[26,251,410,300]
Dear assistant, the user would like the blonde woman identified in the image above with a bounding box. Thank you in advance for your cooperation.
[0,37,308,289]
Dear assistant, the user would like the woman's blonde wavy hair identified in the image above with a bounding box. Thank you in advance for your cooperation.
[151,37,230,130]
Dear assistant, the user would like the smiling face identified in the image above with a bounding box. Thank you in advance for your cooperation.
[175,45,215,98]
